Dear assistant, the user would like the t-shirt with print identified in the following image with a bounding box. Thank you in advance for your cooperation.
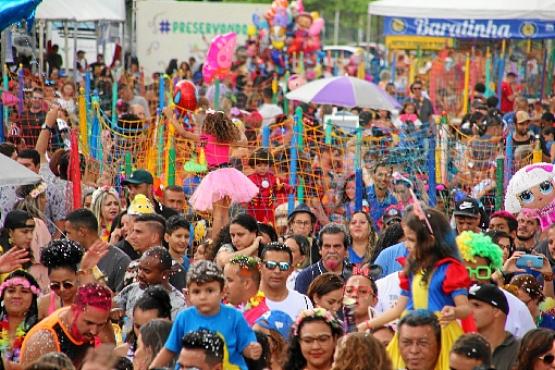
[39,163,71,234]
[165,304,255,370]
[265,290,313,321]
[114,282,186,334]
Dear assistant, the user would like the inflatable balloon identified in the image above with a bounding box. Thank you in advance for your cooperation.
[310,11,320,20]
[202,32,237,84]
[288,74,306,90]
[173,80,198,112]
[309,18,324,36]
[270,26,286,50]
[247,24,257,37]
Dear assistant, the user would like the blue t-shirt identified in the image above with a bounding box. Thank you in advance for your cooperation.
[348,246,365,265]
[374,242,408,278]
[165,304,256,370]
[365,185,397,228]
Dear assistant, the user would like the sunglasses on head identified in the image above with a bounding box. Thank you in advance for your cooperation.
[263,260,290,271]
[50,281,75,291]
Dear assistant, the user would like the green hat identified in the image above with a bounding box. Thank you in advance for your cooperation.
[123,169,154,185]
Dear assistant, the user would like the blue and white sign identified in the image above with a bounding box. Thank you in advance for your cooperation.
[384,16,555,39]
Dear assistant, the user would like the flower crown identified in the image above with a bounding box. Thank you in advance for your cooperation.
[29,182,47,199]
[229,255,261,270]
[0,277,40,297]
[91,186,119,206]
[292,308,342,336]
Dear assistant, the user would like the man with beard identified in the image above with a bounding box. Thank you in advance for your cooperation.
[295,223,352,295]
[456,231,535,338]
[114,246,185,334]
[19,88,47,147]
[20,284,112,368]
[366,162,397,229]
[512,111,535,150]
[515,210,540,251]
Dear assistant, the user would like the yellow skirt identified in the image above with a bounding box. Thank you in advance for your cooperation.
[386,316,463,370]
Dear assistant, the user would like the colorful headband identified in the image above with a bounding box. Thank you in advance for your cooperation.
[206,108,225,115]
[29,182,47,199]
[0,277,40,297]
[292,308,342,336]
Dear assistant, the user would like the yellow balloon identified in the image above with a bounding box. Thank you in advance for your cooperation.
[247,24,257,37]
[272,40,285,50]
[310,11,320,20]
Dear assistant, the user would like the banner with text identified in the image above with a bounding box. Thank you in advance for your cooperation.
[384,16,555,39]
[137,1,265,79]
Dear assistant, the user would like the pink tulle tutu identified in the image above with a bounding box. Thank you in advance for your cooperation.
[190,168,259,211]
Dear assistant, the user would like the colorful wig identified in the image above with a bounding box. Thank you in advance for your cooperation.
[456,231,503,270]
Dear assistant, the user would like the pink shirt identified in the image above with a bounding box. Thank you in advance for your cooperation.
[202,134,230,167]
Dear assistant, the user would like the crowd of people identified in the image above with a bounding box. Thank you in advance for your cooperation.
[2,39,555,370]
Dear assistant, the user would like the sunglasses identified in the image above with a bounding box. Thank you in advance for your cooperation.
[539,354,555,365]
[466,266,492,281]
[263,260,290,271]
[50,281,75,291]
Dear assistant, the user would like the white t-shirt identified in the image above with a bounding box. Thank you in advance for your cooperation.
[258,103,283,127]
[265,289,313,321]
[375,272,535,339]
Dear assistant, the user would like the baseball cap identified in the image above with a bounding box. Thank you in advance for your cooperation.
[454,197,480,218]
[515,111,530,124]
[383,206,402,226]
[468,284,509,315]
[123,169,154,185]
[255,310,294,340]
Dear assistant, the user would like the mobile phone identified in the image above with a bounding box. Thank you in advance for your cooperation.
[516,254,544,269]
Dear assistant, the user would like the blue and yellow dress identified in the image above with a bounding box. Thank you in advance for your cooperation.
[387,257,473,370]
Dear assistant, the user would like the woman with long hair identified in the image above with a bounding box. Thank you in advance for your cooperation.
[114,285,172,362]
[306,273,345,315]
[0,211,47,291]
[359,207,472,370]
[37,240,83,319]
[515,328,555,370]
[133,319,172,370]
[284,234,309,290]
[215,213,262,267]
[332,332,392,370]
[348,211,377,266]
[14,182,51,286]
[89,187,121,242]
[0,270,40,368]
[284,308,343,370]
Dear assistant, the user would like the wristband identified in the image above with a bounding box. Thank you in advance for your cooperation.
[543,272,554,282]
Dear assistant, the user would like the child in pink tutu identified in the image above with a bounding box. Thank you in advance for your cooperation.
[167,108,258,238]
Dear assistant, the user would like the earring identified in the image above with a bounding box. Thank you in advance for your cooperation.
[8,238,12,245]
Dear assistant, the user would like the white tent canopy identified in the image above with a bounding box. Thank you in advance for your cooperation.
[368,0,555,20]
[0,155,41,187]
[36,0,125,22]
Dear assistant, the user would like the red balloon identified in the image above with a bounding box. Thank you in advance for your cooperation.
[173,80,198,112]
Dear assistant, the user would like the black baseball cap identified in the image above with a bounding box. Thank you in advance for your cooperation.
[123,169,154,185]
[468,284,509,316]
[454,197,481,218]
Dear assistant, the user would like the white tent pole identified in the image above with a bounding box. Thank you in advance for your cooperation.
[366,13,372,45]
[38,20,44,76]
[73,22,77,82]
[64,21,69,75]
[120,21,125,68]
[96,21,100,56]
[131,0,136,56]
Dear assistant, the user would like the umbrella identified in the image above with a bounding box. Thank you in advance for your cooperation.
[286,76,401,110]
[0,154,41,186]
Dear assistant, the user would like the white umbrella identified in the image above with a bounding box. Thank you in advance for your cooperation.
[0,154,41,186]
[286,76,401,110]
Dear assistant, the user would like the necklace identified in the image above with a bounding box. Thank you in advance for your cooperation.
[0,315,27,361]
